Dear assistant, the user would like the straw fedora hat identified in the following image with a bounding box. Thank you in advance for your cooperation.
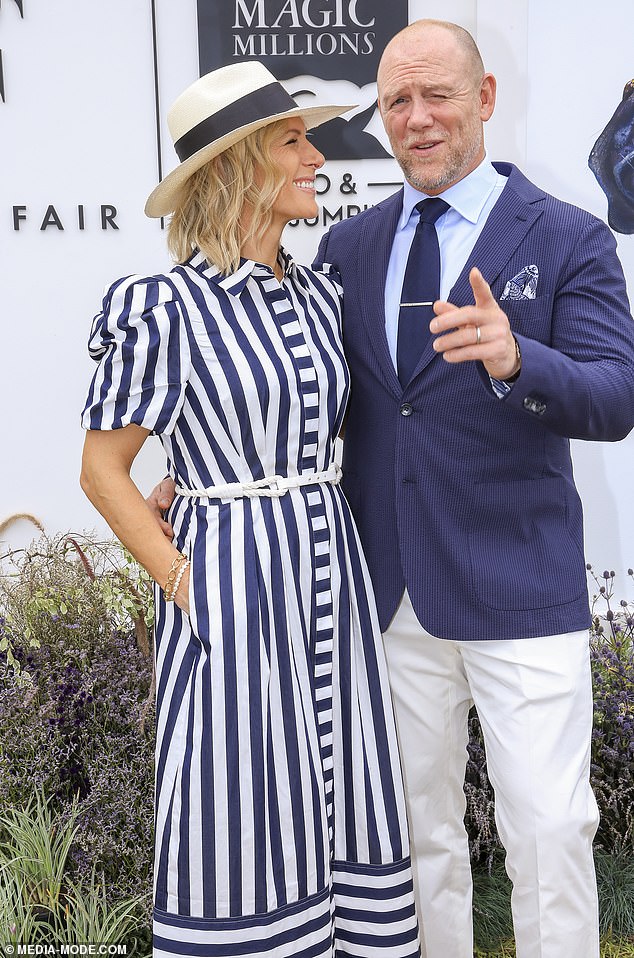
[145,61,354,218]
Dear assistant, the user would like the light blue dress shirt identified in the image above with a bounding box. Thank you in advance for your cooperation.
[384,157,508,368]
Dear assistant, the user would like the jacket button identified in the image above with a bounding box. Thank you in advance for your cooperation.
[400,403,413,417]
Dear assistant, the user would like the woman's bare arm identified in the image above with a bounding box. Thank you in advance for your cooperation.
[80,425,189,613]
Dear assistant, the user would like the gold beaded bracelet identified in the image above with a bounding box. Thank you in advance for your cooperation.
[167,558,190,603]
[163,553,189,602]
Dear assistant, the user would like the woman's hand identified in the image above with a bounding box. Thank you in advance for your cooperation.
[146,477,177,540]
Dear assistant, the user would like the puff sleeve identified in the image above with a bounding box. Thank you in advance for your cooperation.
[309,262,344,335]
[81,274,191,435]
[314,261,344,297]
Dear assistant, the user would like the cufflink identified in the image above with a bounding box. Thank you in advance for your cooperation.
[523,396,546,416]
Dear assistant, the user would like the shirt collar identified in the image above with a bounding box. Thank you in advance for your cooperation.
[399,156,500,229]
[185,246,300,296]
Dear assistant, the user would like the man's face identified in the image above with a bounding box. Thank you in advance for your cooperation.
[377,27,495,194]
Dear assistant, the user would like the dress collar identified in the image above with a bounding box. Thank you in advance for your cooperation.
[184,246,300,296]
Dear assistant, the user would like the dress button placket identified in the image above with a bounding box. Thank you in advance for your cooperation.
[266,276,335,845]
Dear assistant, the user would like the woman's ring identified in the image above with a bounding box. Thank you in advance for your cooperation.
[475,326,481,345]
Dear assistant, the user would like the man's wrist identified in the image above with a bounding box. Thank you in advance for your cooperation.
[502,337,522,383]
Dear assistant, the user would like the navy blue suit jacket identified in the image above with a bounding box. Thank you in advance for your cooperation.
[315,163,634,639]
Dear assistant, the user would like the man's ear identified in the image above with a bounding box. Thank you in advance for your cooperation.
[480,73,496,122]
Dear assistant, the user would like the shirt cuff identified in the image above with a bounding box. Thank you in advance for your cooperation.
[490,377,512,399]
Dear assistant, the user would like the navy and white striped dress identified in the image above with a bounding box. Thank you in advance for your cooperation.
[82,248,419,958]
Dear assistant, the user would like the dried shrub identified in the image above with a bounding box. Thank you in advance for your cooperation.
[588,566,634,855]
[0,533,155,941]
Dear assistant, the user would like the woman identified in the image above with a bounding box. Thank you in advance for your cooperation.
[80,62,419,958]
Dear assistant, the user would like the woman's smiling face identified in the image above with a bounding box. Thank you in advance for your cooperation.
[268,117,325,225]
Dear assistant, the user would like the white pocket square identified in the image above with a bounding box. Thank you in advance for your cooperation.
[500,264,539,301]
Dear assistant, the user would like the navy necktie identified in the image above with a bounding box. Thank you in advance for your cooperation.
[396,197,449,385]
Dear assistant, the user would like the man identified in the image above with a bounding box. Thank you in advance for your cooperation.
[150,20,634,958]
[315,18,634,957]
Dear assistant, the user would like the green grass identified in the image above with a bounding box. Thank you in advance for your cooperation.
[475,942,634,957]
[0,791,148,946]
[472,850,634,956]
[472,858,514,949]
[597,850,634,941]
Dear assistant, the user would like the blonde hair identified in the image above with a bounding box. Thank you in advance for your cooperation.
[167,120,289,274]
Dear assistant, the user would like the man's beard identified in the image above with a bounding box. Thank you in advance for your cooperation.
[395,131,482,194]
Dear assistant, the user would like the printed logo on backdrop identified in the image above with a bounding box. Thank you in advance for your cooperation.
[7,1,406,236]
[0,0,25,103]
[5,0,120,233]
[196,0,407,228]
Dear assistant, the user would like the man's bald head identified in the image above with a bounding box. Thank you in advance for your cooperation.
[378,19,485,93]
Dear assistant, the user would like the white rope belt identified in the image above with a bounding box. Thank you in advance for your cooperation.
[175,462,342,501]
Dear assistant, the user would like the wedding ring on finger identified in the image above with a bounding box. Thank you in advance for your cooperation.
[475,325,481,346]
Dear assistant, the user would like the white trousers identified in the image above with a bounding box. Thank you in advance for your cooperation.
[383,591,599,958]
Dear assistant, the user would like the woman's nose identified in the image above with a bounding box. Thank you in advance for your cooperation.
[305,141,325,168]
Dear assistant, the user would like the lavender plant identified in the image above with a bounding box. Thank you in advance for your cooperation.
[587,565,634,854]
[465,709,501,870]
[0,533,155,942]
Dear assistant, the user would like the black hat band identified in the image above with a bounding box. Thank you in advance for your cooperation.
[174,82,299,162]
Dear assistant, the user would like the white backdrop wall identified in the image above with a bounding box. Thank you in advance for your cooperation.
[2,0,633,594]
[523,0,634,588]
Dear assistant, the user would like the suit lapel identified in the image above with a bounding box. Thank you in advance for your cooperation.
[450,187,543,304]
[357,191,403,396]
[411,166,545,379]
